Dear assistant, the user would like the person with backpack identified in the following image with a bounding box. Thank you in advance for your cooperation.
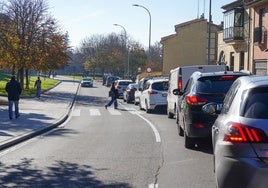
[34,76,42,98]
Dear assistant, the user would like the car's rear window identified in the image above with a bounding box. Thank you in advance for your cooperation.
[196,75,241,94]
[243,87,268,119]
[152,81,169,91]
[119,81,133,86]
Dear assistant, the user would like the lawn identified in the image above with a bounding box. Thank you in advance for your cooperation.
[0,74,59,97]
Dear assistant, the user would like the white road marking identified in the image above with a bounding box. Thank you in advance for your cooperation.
[149,183,158,188]
[123,107,161,143]
[89,109,101,116]
[71,109,80,116]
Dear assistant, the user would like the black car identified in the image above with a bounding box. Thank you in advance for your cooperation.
[175,71,250,148]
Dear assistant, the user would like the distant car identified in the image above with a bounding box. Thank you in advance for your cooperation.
[139,78,169,113]
[81,77,93,87]
[203,75,268,188]
[175,71,249,148]
[123,83,138,103]
[114,79,134,99]
[106,76,120,87]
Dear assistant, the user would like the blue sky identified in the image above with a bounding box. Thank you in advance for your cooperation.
[47,0,234,48]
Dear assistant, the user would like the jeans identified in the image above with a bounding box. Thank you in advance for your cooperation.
[107,95,118,108]
[36,88,41,98]
[8,100,19,118]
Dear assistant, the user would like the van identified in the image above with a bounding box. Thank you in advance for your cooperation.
[167,65,227,118]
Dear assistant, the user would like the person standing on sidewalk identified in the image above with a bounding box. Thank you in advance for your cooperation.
[105,81,118,109]
[34,76,42,98]
[5,75,22,120]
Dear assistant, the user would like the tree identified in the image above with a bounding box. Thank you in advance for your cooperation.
[0,0,69,89]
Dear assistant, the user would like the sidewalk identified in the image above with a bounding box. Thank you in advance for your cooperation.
[0,76,79,151]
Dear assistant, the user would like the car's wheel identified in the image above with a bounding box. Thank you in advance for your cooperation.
[145,100,152,113]
[139,99,143,110]
[126,97,131,103]
[167,111,174,118]
[178,125,184,136]
[184,131,194,149]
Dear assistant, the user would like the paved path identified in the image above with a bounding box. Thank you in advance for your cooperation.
[0,76,79,150]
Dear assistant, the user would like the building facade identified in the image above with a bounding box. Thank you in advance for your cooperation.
[219,0,268,74]
[161,18,221,76]
[246,0,268,75]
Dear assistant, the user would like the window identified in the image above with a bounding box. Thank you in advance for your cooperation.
[243,88,268,119]
[223,8,244,41]
[230,52,235,71]
[239,52,245,70]
[221,80,241,114]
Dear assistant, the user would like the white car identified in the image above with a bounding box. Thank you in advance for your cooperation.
[134,77,150,105]
[114,79,134,98]
[139,78,169,113]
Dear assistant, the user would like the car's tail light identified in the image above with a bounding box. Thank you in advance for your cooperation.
[193,123,205,129]
[186,95,208,105]
[224,122,268,143]
[221,75,235,80]
[178,77,182,90]
[129,90,135,94]
[148,90,158,95]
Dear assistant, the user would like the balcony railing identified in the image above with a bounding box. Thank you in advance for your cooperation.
[223,26,244,41]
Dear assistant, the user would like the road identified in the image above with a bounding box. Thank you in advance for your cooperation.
[0,80,216,188]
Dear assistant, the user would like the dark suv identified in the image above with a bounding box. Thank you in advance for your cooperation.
[175,71,249,148]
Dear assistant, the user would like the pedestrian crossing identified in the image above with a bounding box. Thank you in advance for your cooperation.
[70,107,143,117]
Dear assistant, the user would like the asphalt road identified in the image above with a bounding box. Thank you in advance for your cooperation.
[0,80,216,188]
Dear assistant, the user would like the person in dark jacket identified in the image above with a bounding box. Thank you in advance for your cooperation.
[5,75,22,119]
[105,81,118,109]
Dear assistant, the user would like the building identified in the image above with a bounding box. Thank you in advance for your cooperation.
[219,0,268,74]
[161,18,222,76]
[245,0,268,75]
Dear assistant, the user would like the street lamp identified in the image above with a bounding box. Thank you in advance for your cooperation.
[133,4,151,59]
[114,23,129,77]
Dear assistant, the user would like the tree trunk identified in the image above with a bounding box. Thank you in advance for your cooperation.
[25,69,29,89]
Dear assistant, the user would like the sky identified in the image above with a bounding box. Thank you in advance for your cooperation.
[47,0,234,49]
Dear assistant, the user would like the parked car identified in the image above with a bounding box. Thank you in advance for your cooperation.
[203,75,268,188]
[139,78,169,113]
[114,79,134,99]
[167,65,227,119]
[134,77,150,105]
[105,76,120,87]
[81,77,93,87]
[175,71,249,148]
[123,83,138,103]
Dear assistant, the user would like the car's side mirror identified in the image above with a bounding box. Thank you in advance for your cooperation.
[173,89,183,95]
[202,103,222,115]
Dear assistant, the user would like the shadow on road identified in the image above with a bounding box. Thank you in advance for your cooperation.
[0,158,132,188]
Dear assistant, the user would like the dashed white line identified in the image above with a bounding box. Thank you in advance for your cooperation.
[89,109,101,116]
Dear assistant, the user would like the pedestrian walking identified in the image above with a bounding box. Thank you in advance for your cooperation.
[34,76,42,98]
[5,75,22,120]
[105,81,118,109]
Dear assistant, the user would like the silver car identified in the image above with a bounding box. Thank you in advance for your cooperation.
[203,75,268,188]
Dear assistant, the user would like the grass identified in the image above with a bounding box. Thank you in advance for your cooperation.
[0,74,59,97]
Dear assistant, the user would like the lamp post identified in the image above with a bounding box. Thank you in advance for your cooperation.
[114,24,129,77]
[133,4,151,60]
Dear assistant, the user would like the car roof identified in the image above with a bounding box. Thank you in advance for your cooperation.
[147,78,169,83]
[191,71,250,78]
[236,75,268,88]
